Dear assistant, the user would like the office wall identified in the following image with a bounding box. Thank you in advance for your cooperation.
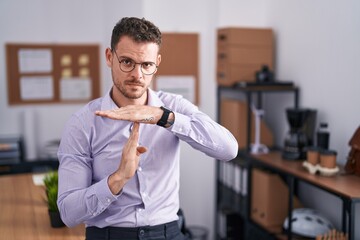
[0,0,221,239]
[143,1,218,238]
[0,0,143,157]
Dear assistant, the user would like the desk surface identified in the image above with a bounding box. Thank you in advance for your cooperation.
[250,151,360,199]
[0,173,84,240]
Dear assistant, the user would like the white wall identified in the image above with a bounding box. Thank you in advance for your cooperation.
[143,1,219,238]
[0,0,219,239]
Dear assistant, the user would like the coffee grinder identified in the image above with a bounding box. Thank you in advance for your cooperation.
[282,108,317,160]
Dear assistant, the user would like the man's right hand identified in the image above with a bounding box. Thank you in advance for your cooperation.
[107,122,147,195]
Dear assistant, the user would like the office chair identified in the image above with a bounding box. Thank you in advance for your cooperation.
[177,209,192,238]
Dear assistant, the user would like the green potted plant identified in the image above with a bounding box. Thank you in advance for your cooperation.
[43,171,65,228]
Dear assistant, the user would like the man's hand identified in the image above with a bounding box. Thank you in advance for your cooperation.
[95,105,163,124]
[107,122,147,195]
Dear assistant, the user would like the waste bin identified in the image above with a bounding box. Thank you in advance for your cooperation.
[188,226,208,240]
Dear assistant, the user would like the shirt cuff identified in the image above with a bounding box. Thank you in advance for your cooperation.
[94,177,119,207]
[170,112,191,135]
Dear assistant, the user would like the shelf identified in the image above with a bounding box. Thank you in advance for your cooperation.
[218,84,299,104]
[216,83,300,239]
[217,182,248,217]
[0,159,59,175]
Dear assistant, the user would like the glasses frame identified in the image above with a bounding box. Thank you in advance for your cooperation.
[112,50,158,76]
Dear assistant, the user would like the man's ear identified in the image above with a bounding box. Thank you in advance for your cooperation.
[157,54,161,66]
[105,48,113,67]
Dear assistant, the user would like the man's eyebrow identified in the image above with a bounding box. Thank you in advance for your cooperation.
[118,56,133,60]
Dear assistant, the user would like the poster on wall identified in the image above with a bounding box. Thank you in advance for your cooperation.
[156,75,195,103]
[20,76,54,100]
[18,49,53,73]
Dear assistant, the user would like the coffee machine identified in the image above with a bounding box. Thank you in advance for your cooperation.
[282,108,317,160]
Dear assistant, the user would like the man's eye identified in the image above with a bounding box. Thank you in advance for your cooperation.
[142,62,154,69]
[121,59,133,65]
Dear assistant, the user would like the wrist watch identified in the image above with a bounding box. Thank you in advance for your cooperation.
[157,106,174,128]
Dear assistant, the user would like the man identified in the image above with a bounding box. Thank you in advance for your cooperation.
[57,17,238,240]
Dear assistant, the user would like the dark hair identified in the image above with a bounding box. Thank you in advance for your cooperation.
[111,17,162,51]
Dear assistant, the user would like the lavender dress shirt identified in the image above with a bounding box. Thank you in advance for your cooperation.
[57,88,238,228]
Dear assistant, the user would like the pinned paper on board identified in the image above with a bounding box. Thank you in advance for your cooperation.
[156,75,195,103]
[20,76,54,100]
[18,49,52,73]
[60,77,91,100]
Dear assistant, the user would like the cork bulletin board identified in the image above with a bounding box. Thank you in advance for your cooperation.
[6,43,100,105]
[155,33,199,105]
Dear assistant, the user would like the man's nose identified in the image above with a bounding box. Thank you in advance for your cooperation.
[132,63,143,79]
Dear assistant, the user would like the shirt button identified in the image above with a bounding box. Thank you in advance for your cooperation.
[138,167,142,172]
[107,198,111,203]
[142,192,147,197]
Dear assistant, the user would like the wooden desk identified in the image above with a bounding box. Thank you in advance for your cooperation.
[0,173,85,240]
[248,151,360,240]
[250,151,360,199]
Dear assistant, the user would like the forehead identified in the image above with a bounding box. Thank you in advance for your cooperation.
[116,36,159,61]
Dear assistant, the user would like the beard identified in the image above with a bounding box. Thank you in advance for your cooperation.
[115,80,146,99]
[112,70,151,100]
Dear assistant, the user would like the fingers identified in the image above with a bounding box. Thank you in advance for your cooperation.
[129,123,147,156]
[137,146,147,156]
[94,110,119,120]
[129,122,140,144]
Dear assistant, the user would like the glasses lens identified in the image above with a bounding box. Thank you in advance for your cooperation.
[141,63,157,75]
[119,59,135,72]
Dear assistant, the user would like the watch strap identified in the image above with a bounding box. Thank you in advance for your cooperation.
[157,106,173,128]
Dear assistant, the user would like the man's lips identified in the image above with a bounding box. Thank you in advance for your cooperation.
[125,81,144,87]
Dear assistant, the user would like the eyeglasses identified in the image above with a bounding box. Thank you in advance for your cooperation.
[113,50,158,75]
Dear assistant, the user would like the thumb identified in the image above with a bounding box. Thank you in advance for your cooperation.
[136,146,147,156]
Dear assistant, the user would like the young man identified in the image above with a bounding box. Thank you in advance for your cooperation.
[57,17,238,240]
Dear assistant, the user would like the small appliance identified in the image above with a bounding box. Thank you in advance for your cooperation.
[282,108,316,160]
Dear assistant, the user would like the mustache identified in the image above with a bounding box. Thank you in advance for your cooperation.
[124,79,144,86]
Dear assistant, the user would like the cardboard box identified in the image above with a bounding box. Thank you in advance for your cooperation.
[217,46,273,66]
[251,168,302,229]
[217,64,260,85]
[220,99,274,149]
[217,27,273,47]
[216,27,274,86]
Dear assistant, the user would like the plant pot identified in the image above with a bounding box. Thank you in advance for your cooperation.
[48,210,65,228]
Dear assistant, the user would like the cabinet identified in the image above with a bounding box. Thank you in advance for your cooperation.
[216,85,360,240]
[216,84,298,240]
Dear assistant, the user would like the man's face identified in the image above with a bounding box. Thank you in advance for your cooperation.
[106,36,161,100]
